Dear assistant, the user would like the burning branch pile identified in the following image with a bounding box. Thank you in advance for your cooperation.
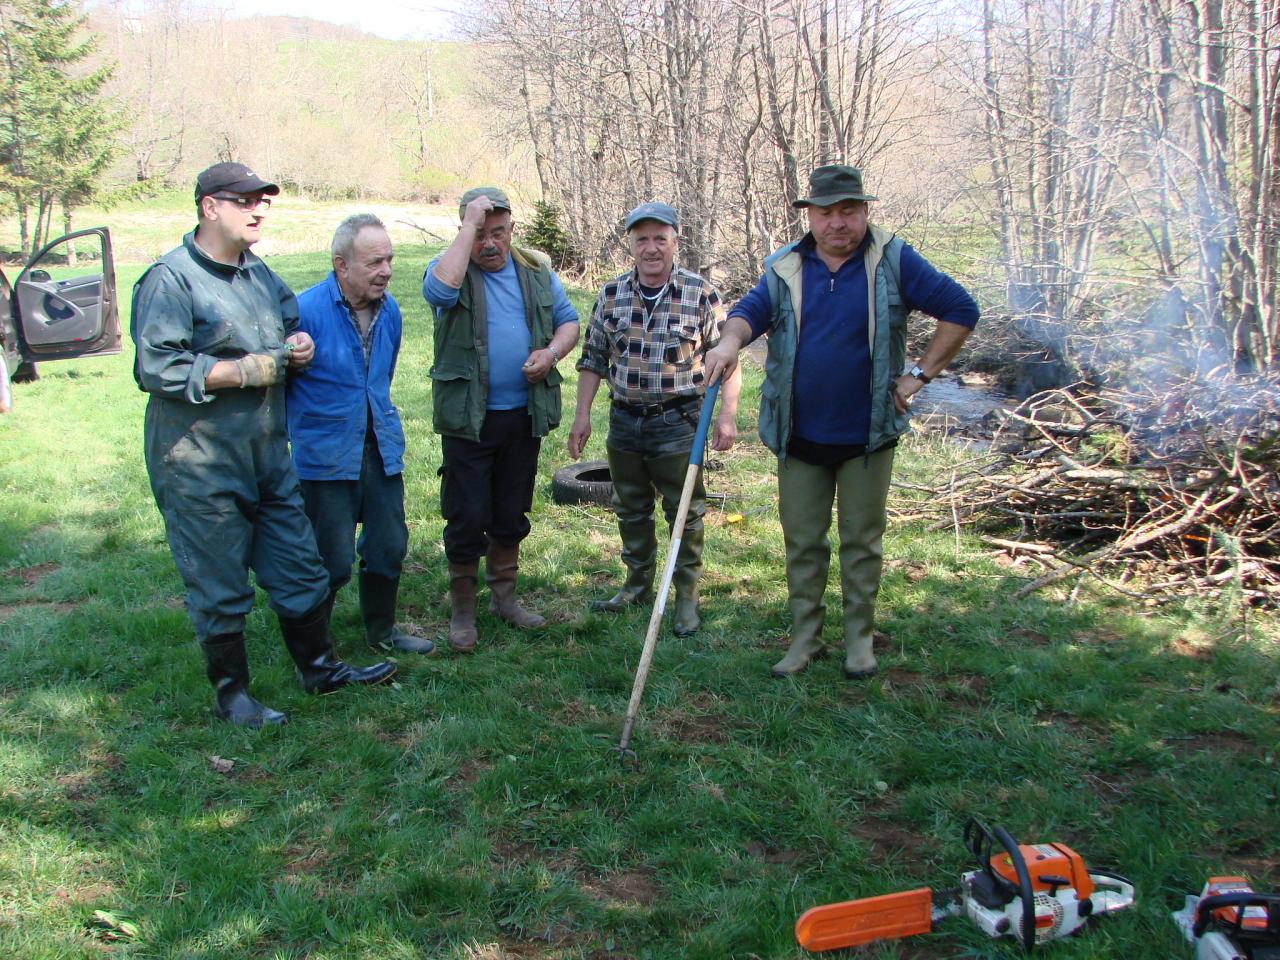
[916,379,1280,607]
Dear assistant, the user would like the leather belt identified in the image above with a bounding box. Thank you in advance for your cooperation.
[611,395,699,417]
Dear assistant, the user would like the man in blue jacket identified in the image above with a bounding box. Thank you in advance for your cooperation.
[288,214,433,655]
[704,165,979,680]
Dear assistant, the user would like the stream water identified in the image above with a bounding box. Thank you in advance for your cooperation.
[911,373,1016,435]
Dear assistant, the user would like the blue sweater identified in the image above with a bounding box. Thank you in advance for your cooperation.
[729,234,978,445]
[286,272,405,480]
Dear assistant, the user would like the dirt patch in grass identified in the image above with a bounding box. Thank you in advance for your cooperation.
[491,838,537,863]
[1221,852,1280,888]
[451,758,493,788]
[51,881,118,906]
[655,692,736,745]
[5,562,59,586]
[662,712,731,744]
[743,841,804,866]
[281,844,332,877]
[1169,637,1215,661]
[849,816,937,861]
[883,668,927,689]
[942,673,988,698]
[1010,627,1051,646]
[55,751,122,801]
[579,866,660,906]
[1163,731,1254,757]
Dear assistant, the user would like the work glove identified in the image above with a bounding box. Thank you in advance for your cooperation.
[234,352,286,388]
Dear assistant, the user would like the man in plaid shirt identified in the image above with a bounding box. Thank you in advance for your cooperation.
[568,202,741,636]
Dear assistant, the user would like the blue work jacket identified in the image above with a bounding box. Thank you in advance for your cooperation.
[287,272,406,480]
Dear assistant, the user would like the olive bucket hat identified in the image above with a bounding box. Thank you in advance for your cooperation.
[792,164,878,208]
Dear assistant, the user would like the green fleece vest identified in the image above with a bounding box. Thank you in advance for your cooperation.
[429,245,564,441]
[758,224,908,458]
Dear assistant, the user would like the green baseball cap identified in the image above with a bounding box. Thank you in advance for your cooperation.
[792,164,878,208]
[458,186,512,219]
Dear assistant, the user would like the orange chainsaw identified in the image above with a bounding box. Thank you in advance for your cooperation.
[1172,876,1280,960]
[795,818,1135,952]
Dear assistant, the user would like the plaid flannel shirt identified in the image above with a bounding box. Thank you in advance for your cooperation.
[576,266,724,404]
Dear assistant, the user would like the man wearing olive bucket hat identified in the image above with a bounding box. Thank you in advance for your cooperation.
[704,164,980,680]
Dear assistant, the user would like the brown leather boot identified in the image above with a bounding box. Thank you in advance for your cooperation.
[485,540,546,629]
[448,561,480,653]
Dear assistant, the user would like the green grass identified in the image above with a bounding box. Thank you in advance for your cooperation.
[1,243,1277,959]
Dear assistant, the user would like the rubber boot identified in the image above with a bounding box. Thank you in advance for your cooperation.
[670,514,703,637]
[200,634,288,727]
[360,572,435,654]
[649,450,705,635]
[592,517,656,612]
[771,457,835,677]
[279,602,396,694]
[835,448,894,680]
[448,560,480,653]
[485,540,545,628]
[672,583,700,637]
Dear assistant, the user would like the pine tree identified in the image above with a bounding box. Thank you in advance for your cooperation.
[523,200,581,273]
[0,0,118,256]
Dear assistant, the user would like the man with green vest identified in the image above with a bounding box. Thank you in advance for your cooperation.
[423,187,580,653]
[704,165,979,679]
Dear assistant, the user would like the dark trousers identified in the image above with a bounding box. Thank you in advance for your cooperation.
[299,440,409,591]
[440,409,542,563]
[606,402,705,591]
[145,391,330,641]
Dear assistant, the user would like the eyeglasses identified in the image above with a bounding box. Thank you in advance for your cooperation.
[211,194,272,211]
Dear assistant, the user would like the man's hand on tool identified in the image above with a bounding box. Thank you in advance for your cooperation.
[703,342,739,387]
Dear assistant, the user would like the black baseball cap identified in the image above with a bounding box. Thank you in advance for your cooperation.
[195,162,280,201]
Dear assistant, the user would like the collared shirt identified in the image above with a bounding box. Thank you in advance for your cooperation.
[577,266,724,405]
[340,294,383,368]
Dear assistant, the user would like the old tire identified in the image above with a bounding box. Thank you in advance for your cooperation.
[551,460,614,507]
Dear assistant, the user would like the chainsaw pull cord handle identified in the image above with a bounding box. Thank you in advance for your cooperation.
[993,825,1037,952]
[1194,892,1280,940]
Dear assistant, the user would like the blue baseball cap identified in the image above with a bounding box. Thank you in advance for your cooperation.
[624,201,678,231]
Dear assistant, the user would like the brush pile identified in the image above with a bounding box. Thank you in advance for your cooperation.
[913,377,1280,607]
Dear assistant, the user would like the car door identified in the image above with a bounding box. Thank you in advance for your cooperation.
[11,227,119,363]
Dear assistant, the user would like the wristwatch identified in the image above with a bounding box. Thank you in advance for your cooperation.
[907,363,932,384]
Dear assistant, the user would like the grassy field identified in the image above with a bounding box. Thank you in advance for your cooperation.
[0,230,1277,959]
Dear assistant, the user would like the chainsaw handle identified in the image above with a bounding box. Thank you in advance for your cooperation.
[993,824,1037,952]
[1194,892,1280,940]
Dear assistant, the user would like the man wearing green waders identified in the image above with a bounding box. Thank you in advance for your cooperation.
[132,162,395,727]
[705,165,979,680]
